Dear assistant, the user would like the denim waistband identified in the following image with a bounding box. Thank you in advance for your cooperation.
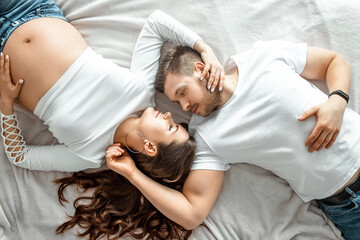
[0,0,68,52]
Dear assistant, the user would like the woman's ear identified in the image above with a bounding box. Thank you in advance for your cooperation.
[143,140,157,157]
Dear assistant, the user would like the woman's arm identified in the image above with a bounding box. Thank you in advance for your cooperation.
[1,107,101,171]
[0,54,101,172]
[0,53,26,162]
[106,144,224,230]
[131,10,224,92]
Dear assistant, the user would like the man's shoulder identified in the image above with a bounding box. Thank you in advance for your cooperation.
[224,42,270,71]
[189,114,218,142]
[189,113,217,131]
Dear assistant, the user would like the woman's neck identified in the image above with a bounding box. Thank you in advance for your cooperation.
[113,117,143,152]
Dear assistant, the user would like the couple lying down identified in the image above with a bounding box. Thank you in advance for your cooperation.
[1,0,360,239]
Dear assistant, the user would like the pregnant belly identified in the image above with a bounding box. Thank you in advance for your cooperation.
[2,17,88,112]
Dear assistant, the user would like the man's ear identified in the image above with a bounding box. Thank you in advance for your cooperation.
[143,140,158,157]
[194,62,205,72]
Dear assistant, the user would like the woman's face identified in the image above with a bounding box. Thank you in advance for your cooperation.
[138,107,189,146]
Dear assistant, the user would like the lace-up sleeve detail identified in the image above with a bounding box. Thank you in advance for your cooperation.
[0,111,105,171]
[1,113,28,163]
[1,112,103,171]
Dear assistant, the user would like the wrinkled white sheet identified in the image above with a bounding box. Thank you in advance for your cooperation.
[2,0,360,239]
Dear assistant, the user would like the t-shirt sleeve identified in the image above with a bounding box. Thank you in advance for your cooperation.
[254,40,307,74]
[130,10,201,90]
[191,132,230,171]
[19,144,102,172]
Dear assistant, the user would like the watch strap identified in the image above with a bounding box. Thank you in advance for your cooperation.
[328,90,349,103]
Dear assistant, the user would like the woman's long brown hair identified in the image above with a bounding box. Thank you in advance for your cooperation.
[54,136,196,240]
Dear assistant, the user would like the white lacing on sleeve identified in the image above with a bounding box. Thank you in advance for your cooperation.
[1,113,28,163]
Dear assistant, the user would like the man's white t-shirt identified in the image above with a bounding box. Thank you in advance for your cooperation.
[189,40,360,202]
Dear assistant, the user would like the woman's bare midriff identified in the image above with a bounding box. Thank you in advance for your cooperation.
[2,17,88,112]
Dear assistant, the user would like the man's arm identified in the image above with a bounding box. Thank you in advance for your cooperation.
[130,168,224,230]
[298,47,351,152]
[106,144,224,230]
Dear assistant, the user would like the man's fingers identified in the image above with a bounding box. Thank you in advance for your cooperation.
[110,147,124,153]
[307,130,325,152]
[315,131,333,151]
[298,106,317,121]
[106,145,124,154]
[107,148,122,153]
[326,131,339,149]
[305,126,322,149]
[109,143,122,148]
[107,149,125,160]
[106,151,121,159]
[106,149,119,156]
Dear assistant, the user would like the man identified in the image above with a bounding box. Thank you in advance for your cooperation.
[108,40,360,240]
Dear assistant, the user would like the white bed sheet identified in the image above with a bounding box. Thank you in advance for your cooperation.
[2,0,360,239]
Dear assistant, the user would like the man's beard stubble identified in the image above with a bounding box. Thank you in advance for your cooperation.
[202,87,221,117]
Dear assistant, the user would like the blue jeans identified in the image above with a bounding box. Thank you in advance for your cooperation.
[318,187,360,240]
[0,0,67,52]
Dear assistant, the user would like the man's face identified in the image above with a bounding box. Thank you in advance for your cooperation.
[164,72,221,117]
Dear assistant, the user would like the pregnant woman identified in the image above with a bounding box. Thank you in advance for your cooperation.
[0,0,223,172]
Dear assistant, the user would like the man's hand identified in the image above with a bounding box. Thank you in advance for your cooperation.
[298,96,347,152]
[106,143,137,179]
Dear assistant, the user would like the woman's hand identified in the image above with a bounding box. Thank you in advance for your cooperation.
[298,96,347,152]
[0,53,23,105]
[194,40,225,93]
[106,143,137,179]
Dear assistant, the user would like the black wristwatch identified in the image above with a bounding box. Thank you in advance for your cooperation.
[328,90,349,103]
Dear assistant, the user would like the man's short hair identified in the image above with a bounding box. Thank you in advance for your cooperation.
[155,45,202,93]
